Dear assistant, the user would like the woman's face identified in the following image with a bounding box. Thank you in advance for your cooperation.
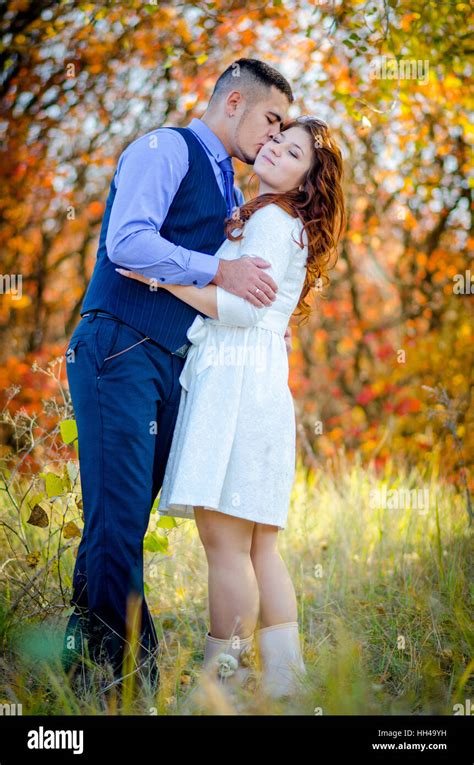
[253,125,313,194]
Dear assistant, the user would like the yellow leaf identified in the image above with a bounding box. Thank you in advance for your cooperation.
[63,521,82,539]
[9,295,32,309]
[26,552,41,568]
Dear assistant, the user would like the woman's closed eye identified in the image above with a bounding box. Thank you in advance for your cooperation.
[272,136,299,158]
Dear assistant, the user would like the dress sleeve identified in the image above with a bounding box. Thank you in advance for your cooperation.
[215,205,302,327]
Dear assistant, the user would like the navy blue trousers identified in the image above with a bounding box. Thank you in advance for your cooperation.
[62,311,185,679]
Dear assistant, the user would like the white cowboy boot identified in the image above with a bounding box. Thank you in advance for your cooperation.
[256,621,307,699]
[182,631,258,713]
[202,631,257,690]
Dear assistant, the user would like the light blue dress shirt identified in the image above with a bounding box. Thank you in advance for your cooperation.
[105,118,244,287]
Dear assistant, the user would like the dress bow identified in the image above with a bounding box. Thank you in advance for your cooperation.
[178,315,214,392]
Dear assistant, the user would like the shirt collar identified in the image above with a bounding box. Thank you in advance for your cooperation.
[187,117,231,164]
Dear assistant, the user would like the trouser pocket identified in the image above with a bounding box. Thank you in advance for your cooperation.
[93,319,122,376]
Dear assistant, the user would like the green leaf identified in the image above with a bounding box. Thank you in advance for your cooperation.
[334,92,355,103]
[27,492,46,510]
[44,472,64,498]
[60,419,78,445]
[156,515,177,529]
[143,530,169,554]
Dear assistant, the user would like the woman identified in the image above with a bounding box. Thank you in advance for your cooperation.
[116,116,346,700]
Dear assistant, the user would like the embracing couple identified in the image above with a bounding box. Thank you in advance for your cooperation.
[62,58,346,702]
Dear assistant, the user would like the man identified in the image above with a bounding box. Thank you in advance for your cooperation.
[62,58,294,691]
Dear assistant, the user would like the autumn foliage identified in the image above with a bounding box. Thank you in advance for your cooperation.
[0,0,472,499]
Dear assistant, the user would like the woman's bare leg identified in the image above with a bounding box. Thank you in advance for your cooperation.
[250,522,298,627]
[194,507,259,638]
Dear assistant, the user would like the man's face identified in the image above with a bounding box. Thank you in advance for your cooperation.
[231,85,291,164]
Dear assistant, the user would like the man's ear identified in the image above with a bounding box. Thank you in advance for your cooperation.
[226,90,243,115]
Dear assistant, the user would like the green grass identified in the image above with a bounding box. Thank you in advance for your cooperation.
[0,450,472,715]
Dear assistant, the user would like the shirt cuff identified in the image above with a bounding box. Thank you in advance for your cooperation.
[187,249,220,287]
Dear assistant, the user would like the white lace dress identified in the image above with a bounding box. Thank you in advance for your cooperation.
[157,203,308,530]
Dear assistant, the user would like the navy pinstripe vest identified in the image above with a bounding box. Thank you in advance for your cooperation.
[81,127,232,354]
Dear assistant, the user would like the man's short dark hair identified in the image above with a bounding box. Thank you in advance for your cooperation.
[209,58,294,108]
